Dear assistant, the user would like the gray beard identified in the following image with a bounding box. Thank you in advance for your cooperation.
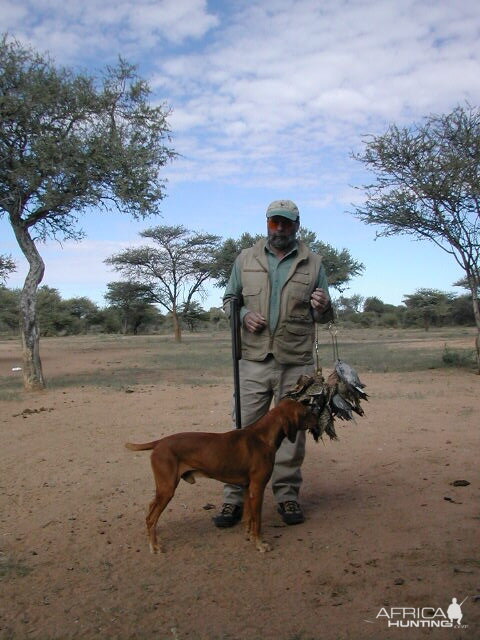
[268,231,297,252]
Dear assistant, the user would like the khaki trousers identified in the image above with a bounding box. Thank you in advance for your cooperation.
[223,356,315,505]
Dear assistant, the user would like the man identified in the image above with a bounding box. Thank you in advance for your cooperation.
[213,199,334,528]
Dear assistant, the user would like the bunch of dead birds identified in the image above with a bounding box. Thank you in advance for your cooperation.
[285,360,368,442]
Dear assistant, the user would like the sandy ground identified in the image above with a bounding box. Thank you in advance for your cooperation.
[1,335,479,640]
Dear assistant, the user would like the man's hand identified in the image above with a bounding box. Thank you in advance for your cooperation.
[243,311,267,333]
[310,288,330,312]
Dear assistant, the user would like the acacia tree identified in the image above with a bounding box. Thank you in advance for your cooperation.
[211,232,262,288]
[180,300,209,332]
[352,104,480,371]
[105,281,156,334]
[363,296,387,314]
[0,36,174,389]
[297,228,364,292]
[336,294,365,316]
[211,228,364,292]
[403,288,455,331]
[105,225,221,342]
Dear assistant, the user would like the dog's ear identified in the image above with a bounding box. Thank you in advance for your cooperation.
[282,402,304,442]
[283,421,298,443]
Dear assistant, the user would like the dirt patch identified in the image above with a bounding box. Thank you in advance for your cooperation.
[1,336,479,639]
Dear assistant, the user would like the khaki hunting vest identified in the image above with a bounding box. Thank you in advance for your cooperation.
[238,239,323,364]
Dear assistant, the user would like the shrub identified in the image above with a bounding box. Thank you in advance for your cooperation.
[442,345,475,368]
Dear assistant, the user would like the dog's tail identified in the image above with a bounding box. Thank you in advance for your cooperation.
[125,441,159,451]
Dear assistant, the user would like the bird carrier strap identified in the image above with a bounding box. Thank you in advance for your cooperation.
[314,323,321,375]
[328,322,340,361]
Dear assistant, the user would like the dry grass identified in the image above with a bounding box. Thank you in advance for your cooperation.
[0,326,477,400]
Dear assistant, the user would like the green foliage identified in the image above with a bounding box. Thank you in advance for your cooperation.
[403,288,455,330]
[363,296,386,314]
[37,286,78,336]
[106,226,221,311]
[335,289,474,330]
[209,306,228,330]
[442,345,475,368]
[0,286,117,335]
[347,311,377,327]
[0,35,175,239]
[352,104,480,368]
[64,297,99,321]
[378,312,400,328]
[211,232,263,288]
[335,294,365,316]
[95,307,123,334]
[352,105,480,262]
[180,300,210,331]
[0,286,20,331]
[298,227,365,292]
[451,295,475,325]
[0,284,475,338]
[105,281,158,334]
[105,225,221,341]
[0,255,16,283]
[0,34,176,387]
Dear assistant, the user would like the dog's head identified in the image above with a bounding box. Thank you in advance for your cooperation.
[299,398,323,442]
[282,374,328,442]
[279,398,321,443]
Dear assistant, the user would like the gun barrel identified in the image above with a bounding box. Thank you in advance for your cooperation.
[229,296,242,429]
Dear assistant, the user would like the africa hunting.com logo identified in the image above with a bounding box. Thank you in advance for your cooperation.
[371,596,469,629]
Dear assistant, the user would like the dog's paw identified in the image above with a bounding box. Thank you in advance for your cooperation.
[256,540,272,553]
[149,541,164,554]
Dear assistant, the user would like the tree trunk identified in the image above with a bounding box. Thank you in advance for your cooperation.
[172,308,182,342]
[12,221,46,390]
[469,279,480,374]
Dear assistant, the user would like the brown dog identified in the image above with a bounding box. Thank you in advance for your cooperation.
[126,397,318,553]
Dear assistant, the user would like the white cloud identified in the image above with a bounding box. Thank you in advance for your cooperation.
[148,0,480,188]
[0,0,218,61]
[129,0,218,43]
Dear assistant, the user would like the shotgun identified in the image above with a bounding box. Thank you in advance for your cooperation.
[229,295,242,429]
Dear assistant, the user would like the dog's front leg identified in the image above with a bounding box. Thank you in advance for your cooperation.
[146,497,165,553]
[242,489,254,541]
[248,481,271,553]
[146,486,176,554]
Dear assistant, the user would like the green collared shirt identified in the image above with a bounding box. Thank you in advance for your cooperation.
[224,240,331,331]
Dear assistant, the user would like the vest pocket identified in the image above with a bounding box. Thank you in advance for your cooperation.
[284,322,312,335]
[279,321,314,359]
[289,275,312,302]
[243,287,262,314]
[287,295,312,321]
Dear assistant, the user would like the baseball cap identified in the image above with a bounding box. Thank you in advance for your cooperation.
[266,199,299,221]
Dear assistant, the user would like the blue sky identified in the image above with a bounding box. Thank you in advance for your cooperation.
[1,0,480,309]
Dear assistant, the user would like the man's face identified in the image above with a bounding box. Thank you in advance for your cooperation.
[267,215,299,251]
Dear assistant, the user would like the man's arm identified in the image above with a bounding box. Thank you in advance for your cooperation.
[223,259,242,311]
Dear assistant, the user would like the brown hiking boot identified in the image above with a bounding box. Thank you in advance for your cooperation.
[212,503,243,528]
[277,500,305,525]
